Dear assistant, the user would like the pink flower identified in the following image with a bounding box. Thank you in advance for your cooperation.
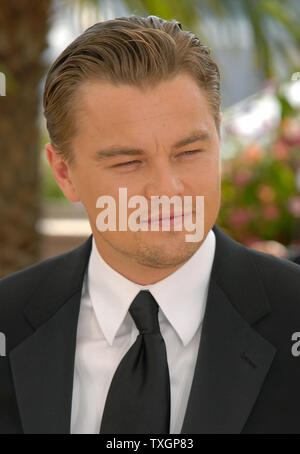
[228,209,251,228]
[281,117,300,145]
[234,170,253,186]
[241,142,264,164]
[243,235,261,247]
[287,196,300,217]
[271,140,290,161]
[248,240,287,257]
[257,185,275,203]
[263,205,279,220]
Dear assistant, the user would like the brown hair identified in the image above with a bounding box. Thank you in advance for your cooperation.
[43,15,221,165]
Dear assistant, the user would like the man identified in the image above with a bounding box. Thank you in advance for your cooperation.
[0,15,300,434]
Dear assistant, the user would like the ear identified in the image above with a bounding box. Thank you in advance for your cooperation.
[45,143,80,203]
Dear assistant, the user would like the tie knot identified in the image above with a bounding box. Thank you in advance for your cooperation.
[129,290,160,335]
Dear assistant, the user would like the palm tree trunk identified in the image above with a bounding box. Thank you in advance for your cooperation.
[0,0,52,277]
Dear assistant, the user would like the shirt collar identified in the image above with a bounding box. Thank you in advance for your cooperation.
[87,229,216,347]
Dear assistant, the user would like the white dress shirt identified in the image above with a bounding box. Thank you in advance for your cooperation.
[71,229,216,434]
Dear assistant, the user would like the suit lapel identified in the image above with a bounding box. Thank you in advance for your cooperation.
[180,277,276,434]
[181,225,277,433]
[9,235,93,434]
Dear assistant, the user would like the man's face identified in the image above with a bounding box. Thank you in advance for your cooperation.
[48,72,222,271]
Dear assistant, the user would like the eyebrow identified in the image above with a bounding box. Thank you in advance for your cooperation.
[93,129,211,161]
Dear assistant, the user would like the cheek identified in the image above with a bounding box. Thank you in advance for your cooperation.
[194,160,220,215]
[73,176,103,217]
[193,162,220,194]
[76,168,106,199]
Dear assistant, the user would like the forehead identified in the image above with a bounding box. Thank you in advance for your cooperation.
[74,73,215,144]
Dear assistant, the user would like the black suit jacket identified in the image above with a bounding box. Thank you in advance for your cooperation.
[1,224,300,434]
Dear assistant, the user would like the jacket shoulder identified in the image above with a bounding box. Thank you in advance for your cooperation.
[1,249,74,296]
[245,245,300,286]
[0,237,92,321]
[244,245,300,314]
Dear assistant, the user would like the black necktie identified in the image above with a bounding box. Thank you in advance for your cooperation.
[99,290,171,434]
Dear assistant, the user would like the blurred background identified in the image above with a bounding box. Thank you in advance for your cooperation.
[1,0,300,278]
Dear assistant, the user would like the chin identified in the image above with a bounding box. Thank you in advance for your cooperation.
[134,236,201,269]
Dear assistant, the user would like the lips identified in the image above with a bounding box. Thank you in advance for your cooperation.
[140,212,193,224]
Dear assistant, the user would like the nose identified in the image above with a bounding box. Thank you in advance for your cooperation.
[144,158,185,200]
